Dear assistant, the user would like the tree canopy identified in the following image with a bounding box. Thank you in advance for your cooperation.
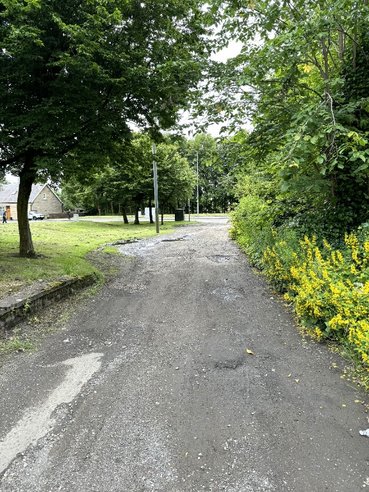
[183,133,237,213]
[204,0,369,236]
[61,133,196,223]
[0,0,212,255]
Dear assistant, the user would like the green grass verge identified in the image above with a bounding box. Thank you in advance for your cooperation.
[0,220,182,297]
[0,335,34,355]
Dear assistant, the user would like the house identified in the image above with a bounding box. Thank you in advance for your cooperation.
[0,183,63,220]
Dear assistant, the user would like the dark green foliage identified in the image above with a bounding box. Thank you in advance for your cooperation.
[183,133,238,213]
[208,0,369,242]
[0,0,211,255]
[61,133,196,221]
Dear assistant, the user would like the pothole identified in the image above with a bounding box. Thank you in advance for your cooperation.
[111,239,139,246]
[214,356,245,370]
[211,287,243,302]
[206,255,233,263]
[161,235,188,242]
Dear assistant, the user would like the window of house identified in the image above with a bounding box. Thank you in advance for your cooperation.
[43,193,47,200]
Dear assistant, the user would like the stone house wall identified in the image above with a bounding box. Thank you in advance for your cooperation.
[31,187,63,216]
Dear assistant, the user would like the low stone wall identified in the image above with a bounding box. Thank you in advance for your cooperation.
[0,274,97,333]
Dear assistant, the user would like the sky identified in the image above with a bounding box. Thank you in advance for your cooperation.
[212,40,242,63]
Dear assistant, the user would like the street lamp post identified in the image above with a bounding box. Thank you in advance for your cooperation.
[196,151,199,215]
[152,143,159,234]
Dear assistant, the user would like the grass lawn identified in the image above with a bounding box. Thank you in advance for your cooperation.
[0,219,182,298]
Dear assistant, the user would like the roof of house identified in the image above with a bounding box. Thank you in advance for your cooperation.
[0,183,61,204]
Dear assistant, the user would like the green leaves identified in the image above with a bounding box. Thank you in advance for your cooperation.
[208,0,369,239]
[61,133,196,215]
[0,0,211,173]
[0,0,213,253]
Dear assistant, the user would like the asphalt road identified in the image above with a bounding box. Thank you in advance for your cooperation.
[0,222,368,491]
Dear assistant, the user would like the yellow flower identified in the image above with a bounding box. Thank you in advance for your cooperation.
[323,239,332,250]
[322,269,330,281]
[336,251,344,263]
[330,284,340,295]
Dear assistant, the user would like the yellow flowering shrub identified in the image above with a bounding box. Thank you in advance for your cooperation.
[263,232,369,367]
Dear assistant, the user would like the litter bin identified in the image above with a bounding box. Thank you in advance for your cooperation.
[174,209,184,221]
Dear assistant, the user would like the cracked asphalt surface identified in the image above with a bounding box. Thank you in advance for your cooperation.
[0,221,368,491]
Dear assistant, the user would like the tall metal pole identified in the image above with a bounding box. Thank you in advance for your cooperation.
[152,143,159,234]
[196,151,199,215]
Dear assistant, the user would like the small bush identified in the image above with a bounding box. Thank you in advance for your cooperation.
[263,232,369,367]
[230,194,275,267]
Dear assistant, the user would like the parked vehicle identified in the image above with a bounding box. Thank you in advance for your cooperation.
[28,211,45,220]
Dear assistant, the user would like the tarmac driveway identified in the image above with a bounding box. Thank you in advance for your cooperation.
[0,222,368,491]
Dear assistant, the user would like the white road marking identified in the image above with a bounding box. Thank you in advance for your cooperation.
[0,352,103,474]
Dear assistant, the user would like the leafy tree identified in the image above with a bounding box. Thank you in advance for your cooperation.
[184,133,237,213]
[0,0,212,256]
[208,0,369,235]
[156,142,195,223]
[61,133,196,223]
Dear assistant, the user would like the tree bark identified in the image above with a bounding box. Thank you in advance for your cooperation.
[122,207,129,224]
[338,29,345,60]
[149,198,154,224]
[17,153,37,257]
[134,207,140,225]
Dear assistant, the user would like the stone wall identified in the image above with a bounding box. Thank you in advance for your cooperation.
[0,275,97,333]
[31,187,63,216]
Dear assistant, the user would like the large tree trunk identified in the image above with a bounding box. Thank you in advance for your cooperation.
[134,207,140,225]
[122,207,129,224]
[149,198,154,224]
[18,154,37,258]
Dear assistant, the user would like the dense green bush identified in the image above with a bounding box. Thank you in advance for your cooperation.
[232,199,369,368]
[230,194,274,267]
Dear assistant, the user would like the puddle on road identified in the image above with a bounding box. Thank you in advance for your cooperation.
[118,234,191,257]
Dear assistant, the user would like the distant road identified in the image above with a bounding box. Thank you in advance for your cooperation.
[78,214,230,224]
[22,214,230,224]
